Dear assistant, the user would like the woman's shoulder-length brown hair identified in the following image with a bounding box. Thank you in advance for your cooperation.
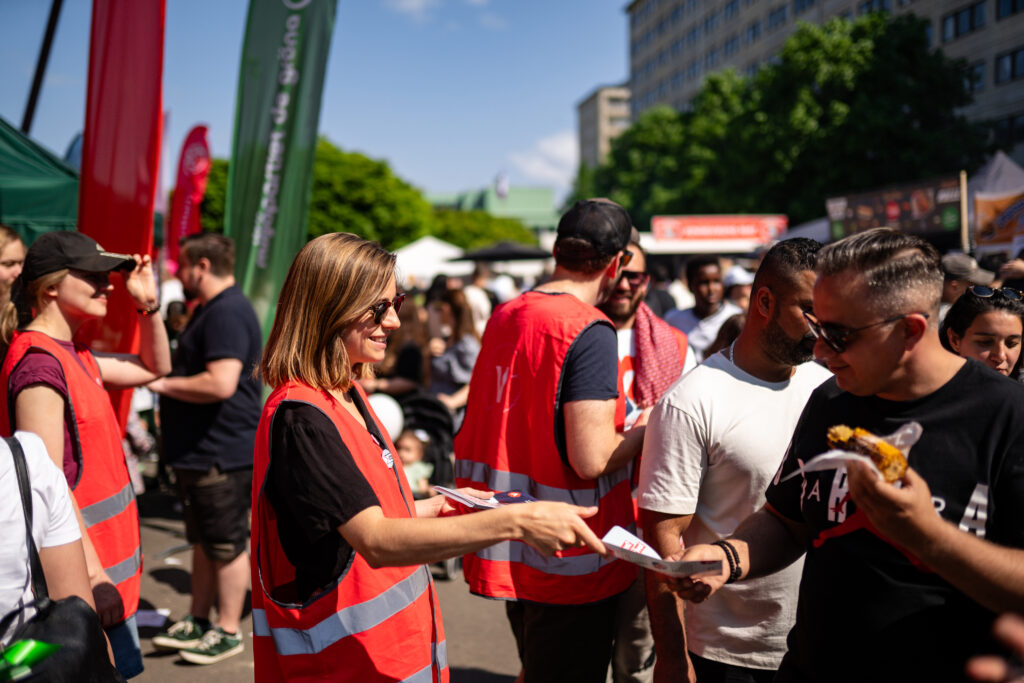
[260,232,396,392]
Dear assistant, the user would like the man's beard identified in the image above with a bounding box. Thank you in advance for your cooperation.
[599,289,642,325]
[762,313,816,366]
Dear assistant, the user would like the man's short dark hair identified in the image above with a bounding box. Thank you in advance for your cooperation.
[752,238,821,298]
[554,199,632,275]
[685,255,721,285]
[816,228,942,318]
[180,233,235,277]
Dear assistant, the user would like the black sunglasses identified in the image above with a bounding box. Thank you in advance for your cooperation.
[369,293,406,325]
[802,310,927,354]
[969,285,1022,301]
[620,270,650,287]
[619,250,634,269]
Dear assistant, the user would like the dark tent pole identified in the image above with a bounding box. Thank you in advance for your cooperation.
[21,0,64,135]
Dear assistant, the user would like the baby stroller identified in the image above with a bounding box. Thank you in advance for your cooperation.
[397,391,459,578]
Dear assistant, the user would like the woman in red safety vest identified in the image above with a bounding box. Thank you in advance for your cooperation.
[252,232,609,683]
[0,231,171,679]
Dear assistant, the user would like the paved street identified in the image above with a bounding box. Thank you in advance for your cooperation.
[133,486,519,682]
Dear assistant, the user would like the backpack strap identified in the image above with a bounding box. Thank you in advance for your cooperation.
[8,436,49,600]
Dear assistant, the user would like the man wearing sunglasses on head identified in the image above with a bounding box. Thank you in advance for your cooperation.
[456,199,650,682]
[148,233,263,666]
[669,228,1024,682]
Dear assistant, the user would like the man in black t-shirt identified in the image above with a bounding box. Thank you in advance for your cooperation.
[148,234,262,666]
[671,228,1024,683]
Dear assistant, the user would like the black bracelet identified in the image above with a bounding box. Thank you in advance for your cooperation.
[136,305,160,317]
[712,539,742,583]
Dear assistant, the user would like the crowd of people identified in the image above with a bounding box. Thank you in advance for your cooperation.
[0,203,1023,683]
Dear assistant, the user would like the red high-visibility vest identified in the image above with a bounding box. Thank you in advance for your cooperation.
[251,381,448,683]
[0,331,142,618]
[454,292,637,604]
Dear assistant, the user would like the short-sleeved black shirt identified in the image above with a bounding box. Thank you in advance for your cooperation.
[766,360,1024,682]
[264,393,383,602]
[160,286,263,471]
[554,321,619,466]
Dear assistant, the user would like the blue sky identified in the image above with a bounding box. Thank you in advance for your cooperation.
[0,0,629,202]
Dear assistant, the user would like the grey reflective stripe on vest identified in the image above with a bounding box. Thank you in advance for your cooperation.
[252,567,432,656]
[106,546,142,584]
[404,641,448,683]
[473,538,621,576]
[80,482,135,528]
[454,460,629,507]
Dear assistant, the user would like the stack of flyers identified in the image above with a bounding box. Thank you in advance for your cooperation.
[433,486,538,510]
[601,526,722,578]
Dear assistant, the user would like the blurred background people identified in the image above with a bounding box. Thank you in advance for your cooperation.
[940,252,995,321]
[147,234,262,666]
[665,256,742,362]
[643,262,678,319]
[0,231,171,679]
[428,287,481,429]
[0,224,26,310]
[940,285,1024,378]
[462,263,494,336]
[723,265,755,313]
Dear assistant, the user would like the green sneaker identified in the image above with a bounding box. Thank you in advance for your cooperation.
[179,627,244,665]
[152,615,209,650]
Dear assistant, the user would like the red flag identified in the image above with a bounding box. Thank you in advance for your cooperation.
[77,0,166,427]
[166,125,211,267]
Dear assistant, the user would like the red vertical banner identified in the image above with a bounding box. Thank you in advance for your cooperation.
[77,0,166,426]
[166,125,211,267]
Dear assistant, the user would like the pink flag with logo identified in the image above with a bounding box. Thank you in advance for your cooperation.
[166,125,211,266]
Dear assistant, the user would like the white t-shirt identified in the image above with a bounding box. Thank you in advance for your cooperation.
[664,301,742,362]
[637,350,831,669]
[0,432,81,644]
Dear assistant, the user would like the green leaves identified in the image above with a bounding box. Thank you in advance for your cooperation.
[583,13,990,228]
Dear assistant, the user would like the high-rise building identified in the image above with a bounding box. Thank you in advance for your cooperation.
[626,0,1024,162]
[577,84,633,169]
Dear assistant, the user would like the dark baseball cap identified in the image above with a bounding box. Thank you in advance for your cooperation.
[22,231,136,283]
[555,199,633,262]
[941,252,994,286]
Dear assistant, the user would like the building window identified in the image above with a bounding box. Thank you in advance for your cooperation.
[998,0,1023,18]
[704,11,720,34]
[724,0,740,19]
[767,5,788,29]
[687,60,701,80]
[745,20,763,43]
[858,0,891,13]
[943,1,986,40]
[967,61,985,92]
[745,62,759,77]
[995,46,1024,83]
[672,6,684,23]
[705,48,720,69]
[687,26,700,46]
[794,0,817,15]
[992,111,1024,147]
[724,34,741,56]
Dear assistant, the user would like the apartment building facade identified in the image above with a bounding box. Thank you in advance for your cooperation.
[577,84,633,168]
[626,0,1024,162]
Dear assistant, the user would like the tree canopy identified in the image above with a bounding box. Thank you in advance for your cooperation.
[198,138,535,251]
[577,13,990,227]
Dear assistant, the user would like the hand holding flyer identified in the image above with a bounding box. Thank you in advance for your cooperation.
[601,526,722,578]
[432,486,538,510]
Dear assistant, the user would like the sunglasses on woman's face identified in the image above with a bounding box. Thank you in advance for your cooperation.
[968,285,1023,301]
[368,293,406,325]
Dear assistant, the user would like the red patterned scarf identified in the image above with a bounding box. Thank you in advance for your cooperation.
[632,302,688,407]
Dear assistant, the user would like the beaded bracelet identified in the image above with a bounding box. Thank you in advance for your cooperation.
[712,539,742,584]
[136,305,160,317]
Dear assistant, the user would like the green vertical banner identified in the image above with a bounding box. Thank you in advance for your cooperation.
[224,0,337,333]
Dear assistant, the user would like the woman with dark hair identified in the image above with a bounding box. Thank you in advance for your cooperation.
[429,287,481,426]
[940,285,1024,377]
[251,232,606,683]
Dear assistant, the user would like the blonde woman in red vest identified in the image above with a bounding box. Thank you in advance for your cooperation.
[0,230,171,679]
[252,232,607,682]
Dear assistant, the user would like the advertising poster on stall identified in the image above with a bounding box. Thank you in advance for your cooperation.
[975,189,1024,256]
[825,177,961,242]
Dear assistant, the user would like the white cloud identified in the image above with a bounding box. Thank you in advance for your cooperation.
[384,0,440,20]
[479,11,507,29]
[509,130,578,195]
